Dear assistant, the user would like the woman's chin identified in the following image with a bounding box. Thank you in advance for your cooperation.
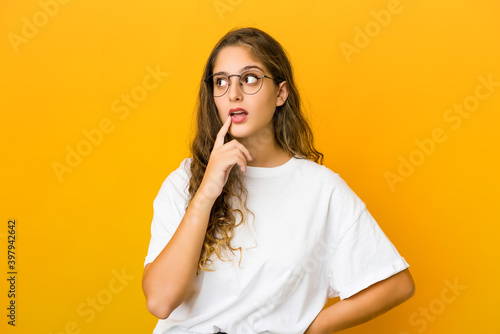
[228,129,250,140]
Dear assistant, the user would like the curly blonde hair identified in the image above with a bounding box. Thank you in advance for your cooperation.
[188,27,323,272]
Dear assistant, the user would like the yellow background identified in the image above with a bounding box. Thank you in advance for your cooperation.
[1,0,499,333]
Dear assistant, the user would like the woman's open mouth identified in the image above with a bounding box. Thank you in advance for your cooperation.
[229,108,248,123]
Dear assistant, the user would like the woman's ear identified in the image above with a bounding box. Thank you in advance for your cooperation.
[276,81,288,107]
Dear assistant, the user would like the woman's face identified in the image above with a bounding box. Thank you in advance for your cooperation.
[212,45,287,143]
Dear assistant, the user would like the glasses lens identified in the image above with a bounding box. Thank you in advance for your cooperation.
[240,71,263,95]
[209,74,229,97]
[207,70,266,97]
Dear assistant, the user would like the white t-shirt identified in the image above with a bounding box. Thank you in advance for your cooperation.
[144,156,409,334]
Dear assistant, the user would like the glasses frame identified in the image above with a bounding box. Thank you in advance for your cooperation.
[205,70,276,97]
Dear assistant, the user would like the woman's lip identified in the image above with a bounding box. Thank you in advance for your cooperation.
[231,113,247,123]
[229,107,248,116]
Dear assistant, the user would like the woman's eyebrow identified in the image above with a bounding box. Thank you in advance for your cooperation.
[241,65,264,72]
[213,65,264,75]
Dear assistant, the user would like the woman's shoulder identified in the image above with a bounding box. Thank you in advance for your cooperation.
[155,158,192,199]
[293,156,343,183]
[161,157,192,182]
[294,157,364,203]
[179,157,192,176]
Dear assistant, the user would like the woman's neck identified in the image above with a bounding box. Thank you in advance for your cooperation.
[240,137,292,168]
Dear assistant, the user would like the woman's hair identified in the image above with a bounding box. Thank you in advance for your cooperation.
[188,27,323,272]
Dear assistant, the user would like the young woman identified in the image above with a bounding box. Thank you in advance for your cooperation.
[142,27,415,334]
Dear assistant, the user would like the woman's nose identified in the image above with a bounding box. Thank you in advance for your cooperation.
[227,77,243,101]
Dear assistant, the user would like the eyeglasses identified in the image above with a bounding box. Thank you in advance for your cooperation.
[205,69,276,97]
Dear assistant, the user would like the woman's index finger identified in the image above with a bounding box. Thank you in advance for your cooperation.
[214,116,231,149]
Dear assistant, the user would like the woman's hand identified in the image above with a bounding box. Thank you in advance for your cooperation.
[200,116,253,201]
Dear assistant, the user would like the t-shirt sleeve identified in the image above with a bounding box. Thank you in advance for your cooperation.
[143,159,191,268]
[326,174,410,300]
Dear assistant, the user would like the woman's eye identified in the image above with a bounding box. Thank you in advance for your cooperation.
[215,78,228,87]
[243,74,259,85]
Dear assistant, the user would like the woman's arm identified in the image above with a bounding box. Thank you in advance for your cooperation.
[142,116,253,319]
[305,268,415,334]
[142,185,216,319]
